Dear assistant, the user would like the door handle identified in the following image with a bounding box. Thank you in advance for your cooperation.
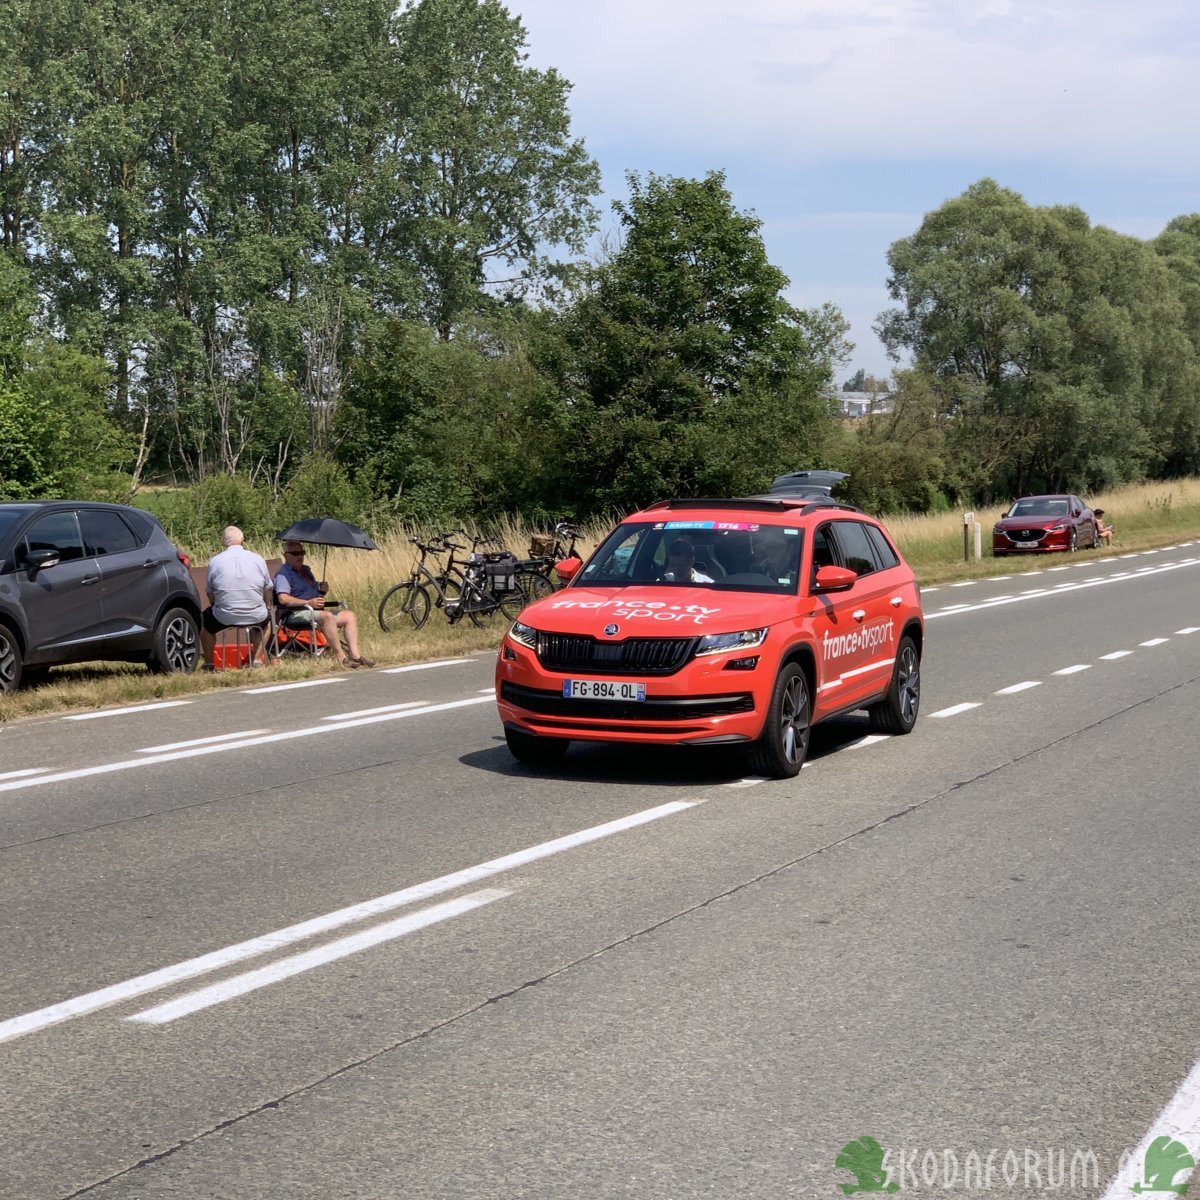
[81,576,100,585]
[142,560,157,568]
[852,609,866,621]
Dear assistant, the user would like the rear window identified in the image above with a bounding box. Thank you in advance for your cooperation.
[80,509,141,556]
[579,520,804,594]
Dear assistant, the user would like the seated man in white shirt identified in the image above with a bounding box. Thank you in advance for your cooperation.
[659,537,714,584]
[201,526,272,666]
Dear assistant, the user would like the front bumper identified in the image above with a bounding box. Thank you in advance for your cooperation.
[495,639,766,745]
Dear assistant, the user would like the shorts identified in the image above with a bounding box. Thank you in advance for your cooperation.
[203,608,267,636]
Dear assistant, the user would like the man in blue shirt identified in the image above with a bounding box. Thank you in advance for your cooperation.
[274,541,375,668]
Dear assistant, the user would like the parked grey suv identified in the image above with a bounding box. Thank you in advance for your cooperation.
[0,501,202,692]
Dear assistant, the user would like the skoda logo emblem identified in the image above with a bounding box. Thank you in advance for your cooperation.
[603,623,620,637]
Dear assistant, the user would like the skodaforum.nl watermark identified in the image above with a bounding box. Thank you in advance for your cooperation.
[834,1135,1198,1193]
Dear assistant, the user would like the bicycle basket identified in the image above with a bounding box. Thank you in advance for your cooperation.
[484,550,519,592]
[529,534,555,557]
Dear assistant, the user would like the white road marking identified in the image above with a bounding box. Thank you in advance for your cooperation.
[929,703,982,718]
[1118,553,1139,559]
[0,696,495,796]
[0,768,47,782]
[137,730,271,754]
[321,702,425,722]
[244,678,346,695]
[1055,665,1091,675]
[477,687,495,694]
[1176,627,1200,635]
[950,581,976,587]
[1047,566,1069,572]
[1099,1055,1200,1199]
[995,681,1041,695]
[1084,576,1106,582]
[1140,638,1169,647]
[726,776,768,788]
[129,890,510,1025]
[985,576,1011,581]
[64,701,191,721]
[848,734,890,749]
[1141,550,1158,555]
[0,799,697,1044]
[926,556,1200,621]
[923,587,940,592]
[382,658,472,674]
[1101,651,1133,660]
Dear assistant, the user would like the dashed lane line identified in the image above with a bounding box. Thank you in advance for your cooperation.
[0,798,699,1044]
[1055,665,1092,675]
[381,658,472,674]
[995,681,1041,695]
[137,730,271,754]
[64,701,191,721]
[243,678,346,695]
[929,703,983,718]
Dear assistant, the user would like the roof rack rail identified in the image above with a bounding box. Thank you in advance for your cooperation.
[642,497,866,515]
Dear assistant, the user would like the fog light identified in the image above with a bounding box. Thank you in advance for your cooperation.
[502,644,518,661]
[725,656,759,671]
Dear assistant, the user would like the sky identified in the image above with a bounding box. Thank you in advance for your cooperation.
[510,0,1200,383]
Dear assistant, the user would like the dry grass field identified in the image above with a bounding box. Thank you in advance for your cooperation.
[5,479,1200,721]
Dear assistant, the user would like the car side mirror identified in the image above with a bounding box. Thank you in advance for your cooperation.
[24,548,61,573]
[1072,509,1081,518]
[554,555,581,583]
[813,564,857,593]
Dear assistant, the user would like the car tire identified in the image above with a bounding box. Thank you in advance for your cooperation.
[749,662,811,779]
[505,727,570,766]
[0,623,23,694]
[868,636,921,735]
[147,607,200,675]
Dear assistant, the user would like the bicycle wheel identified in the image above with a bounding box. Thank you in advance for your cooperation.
[515,570,554,603]
[497,585,527,622]
[378,582,431,631]
[441,577,482,627]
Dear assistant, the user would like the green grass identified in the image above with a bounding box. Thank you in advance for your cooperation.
[5,479,1200,722]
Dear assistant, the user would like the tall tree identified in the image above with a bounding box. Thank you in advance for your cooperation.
[390,0,600,337]
[558,171,848,513]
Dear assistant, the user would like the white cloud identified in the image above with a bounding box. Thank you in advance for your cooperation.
[514,0,1200,170]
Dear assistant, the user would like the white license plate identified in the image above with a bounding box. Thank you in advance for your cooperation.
[563,679,647,701]
[1013,540,1038,548]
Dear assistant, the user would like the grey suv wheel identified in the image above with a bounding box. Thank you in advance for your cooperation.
[0,624,22,693]
[147,608,200,674]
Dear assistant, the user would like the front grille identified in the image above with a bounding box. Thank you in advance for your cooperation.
[501,682,753,721]
[1007,529,1047,543]
[536,633,696,675]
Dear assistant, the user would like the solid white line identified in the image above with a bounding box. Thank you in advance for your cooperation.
[321,702,425,722]
[137,730,271,754]
[0,768,47,782]
[995,681,1041,695]
[243,678,346,695]
[1140,638,1169,647]
[382,658,472,673]
[929,702,982,718]
[0,798,697,1044]
[1055,665,1091,675]
[0,696,494,796]
[129,890,510,1025]
[64,701,191,721]
[1099,1055,1200,1199]
[1101,650,1133,660]
[1176,627,1200,635]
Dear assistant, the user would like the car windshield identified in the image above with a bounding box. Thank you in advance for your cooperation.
[1008,498,1068,518]
[577,520,804,594]
[0,505,35,548]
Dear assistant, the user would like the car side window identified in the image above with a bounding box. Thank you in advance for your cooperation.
[864,524,900,569]
[80,509,140,557]
[22,511,85,564]
[828,521,878,577]
[811,525,836,571]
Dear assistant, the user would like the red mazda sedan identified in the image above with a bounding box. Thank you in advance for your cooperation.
[992,494,1100,556]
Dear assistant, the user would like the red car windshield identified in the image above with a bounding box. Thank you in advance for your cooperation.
[1007,499,1069,519]
[577,521,804,594]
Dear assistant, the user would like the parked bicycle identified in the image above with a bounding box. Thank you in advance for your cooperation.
[513,521,583,602]
[377,531,527,632]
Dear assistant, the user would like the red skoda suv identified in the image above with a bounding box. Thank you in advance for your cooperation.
[495,497,924,778]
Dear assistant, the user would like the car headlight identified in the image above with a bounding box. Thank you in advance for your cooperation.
[694,628,768,657]
[993,524,1005,533]
[1046,523,1068,532]
[508,621,538,649]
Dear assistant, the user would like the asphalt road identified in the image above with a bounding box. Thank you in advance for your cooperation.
[3,541,1200,1199]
